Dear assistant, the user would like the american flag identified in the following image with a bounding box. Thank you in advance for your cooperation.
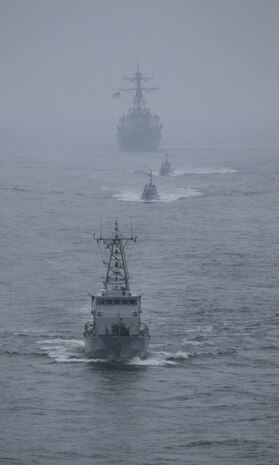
[112,91,121,99]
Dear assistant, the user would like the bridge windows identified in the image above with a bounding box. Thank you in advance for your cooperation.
[96,298,137,305]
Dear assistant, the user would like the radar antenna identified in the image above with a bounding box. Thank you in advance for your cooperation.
[94,221,137,291]
[119,61,158,111]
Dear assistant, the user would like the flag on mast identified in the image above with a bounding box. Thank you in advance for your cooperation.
[112,91,121,99]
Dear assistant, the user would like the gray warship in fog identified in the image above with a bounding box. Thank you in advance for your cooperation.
[117,62,162,152]
[141,170,160,201]
[84,222,150,361]
[159,153,172,176]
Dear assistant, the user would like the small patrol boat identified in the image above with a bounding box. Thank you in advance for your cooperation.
[84,222,150,361]
[141,170,160,201]
[159,153,172,176]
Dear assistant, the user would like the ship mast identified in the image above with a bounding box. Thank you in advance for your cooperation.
[94,221,137,291]
[120,61,158,111]
[149,170,154,185]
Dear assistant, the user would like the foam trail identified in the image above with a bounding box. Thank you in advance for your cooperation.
[38,337,190,366]
[173,167,238,176]
[127,356,176,366]
[127,350,189,366]
[184,325,213,333]
[128,167,237,177]
[161,351,190,361]
[181,338,203,346]
[38,338,85,362]
[113,187,202,203]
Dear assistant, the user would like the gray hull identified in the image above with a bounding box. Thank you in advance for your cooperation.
[84,335,149,361]
[117,131,161,152]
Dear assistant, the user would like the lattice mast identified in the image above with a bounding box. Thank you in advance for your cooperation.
[120,60,158,111]
[94,221,137,291]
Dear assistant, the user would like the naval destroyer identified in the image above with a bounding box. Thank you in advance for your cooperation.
[116,62,162,152]
[84,222,150,360]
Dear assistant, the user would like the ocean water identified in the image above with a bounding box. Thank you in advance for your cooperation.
[0,142,279,465]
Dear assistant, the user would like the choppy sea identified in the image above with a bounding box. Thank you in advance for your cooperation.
[0,142,278,465]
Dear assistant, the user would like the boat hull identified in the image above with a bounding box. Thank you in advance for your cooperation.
[141,187,160,201]
[117,131,161,152]
[84,335,150,361]
[159,165,172,176]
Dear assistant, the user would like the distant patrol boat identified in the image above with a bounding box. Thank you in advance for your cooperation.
[141,170,160,201]
[84,222,150,361]
[159,153,172,176]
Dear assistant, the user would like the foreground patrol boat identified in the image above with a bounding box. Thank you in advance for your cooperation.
[84,222,150,360]
[116,62,162,152]
[159,153,172,176]
[141,171,160,201]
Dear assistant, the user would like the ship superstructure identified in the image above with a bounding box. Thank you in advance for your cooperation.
[117,62,162,152]
[84,222,150,360]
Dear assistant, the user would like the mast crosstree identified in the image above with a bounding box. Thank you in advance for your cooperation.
[94,221,137,291]
[120,61,158,111]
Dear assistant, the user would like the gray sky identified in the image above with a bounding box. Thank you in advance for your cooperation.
[1,0,279,146]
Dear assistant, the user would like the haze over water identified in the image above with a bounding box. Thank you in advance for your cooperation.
[1,143,279,464]
[1,1,279,464]
[1,0,279,147]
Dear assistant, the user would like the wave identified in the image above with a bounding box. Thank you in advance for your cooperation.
[9,327,219,365]
[37,337,190,366]
[9,329,70,339]
[162,350,190,361]
[1,186,34,193]
[128,167,237,177]
[183,325,213,334]
[181,338,204,346]
[128,169,150,176]
[177,167,238,176]
[37,338,86,363]
[126,351,189,366]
